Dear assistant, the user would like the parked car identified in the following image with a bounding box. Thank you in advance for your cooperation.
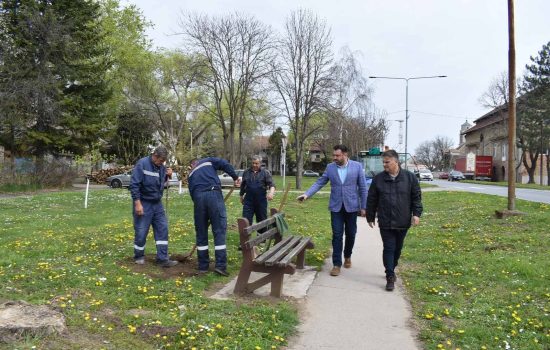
[218,169,244,187]
[418,169,434,181]
[106,171,132,188]
[107,171,180,188]
[166,173,181,187]
[438,171,449,179]
[303,170,320,177]
[448,170,466,181]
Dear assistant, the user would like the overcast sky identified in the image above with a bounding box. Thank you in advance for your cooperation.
[124,0,549,154]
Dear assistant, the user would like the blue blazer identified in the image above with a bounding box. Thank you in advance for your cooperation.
[305,160,367,213]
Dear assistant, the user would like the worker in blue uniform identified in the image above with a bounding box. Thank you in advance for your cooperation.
[129,146,178,267]
[240,155,275,227]
[188,157,240,276]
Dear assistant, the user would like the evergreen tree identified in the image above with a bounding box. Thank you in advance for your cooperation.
[0,0,112,158]
[519,41,550,183]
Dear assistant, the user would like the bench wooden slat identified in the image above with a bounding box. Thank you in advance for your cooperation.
[277,237,312,267]
[244,215,278,235]
[253,236,294,265]
[264,236,302,266]
[234,209,313,298]
[244,227,279,249]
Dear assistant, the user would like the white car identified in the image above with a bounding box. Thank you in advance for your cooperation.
[418,169,434,181]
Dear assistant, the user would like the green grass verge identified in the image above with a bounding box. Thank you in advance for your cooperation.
[0,188,333,349]
[461,180,550,191]
[0,182,44,193]
[404,191,549,349]
[2,187,548,349]
[271,175,330,191]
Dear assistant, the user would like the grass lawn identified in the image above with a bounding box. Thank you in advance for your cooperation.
[404,191,549,349]
[0,188,333,349]
[1,186,548,349]
[461,180,550,191]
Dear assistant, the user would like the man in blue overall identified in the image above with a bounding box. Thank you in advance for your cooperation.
[188,157,240,276]
[129,146,178,267]
[240,155,275,227]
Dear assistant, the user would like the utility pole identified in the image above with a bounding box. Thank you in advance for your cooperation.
[507,0,516,211]
[539,118,544,186]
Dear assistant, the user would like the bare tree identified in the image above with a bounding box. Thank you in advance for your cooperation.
[328,47,372,143]
[271,9,333,189]
[478,71,510,109]
[414,135,454,171]
[180,13,274,165]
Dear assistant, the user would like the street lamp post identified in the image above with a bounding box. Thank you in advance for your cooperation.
[369,75,447,158]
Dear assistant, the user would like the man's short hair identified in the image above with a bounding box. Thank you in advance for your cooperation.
[333,144,348,153]
[252,155,262,162]
[153,146,168,159]
[382,149,399,161]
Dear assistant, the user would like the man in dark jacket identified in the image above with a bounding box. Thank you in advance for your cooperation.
[366,149,423,291]
[129,146,178,267]
[240,155,275,227]
[188,157,240,276]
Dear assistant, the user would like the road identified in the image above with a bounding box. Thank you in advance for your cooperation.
[428,179,550,204]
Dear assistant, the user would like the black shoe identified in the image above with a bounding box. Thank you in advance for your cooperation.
[196,269,209,275]
[214,268,229,277]
[156,259,178,268]
[385,275,395,291]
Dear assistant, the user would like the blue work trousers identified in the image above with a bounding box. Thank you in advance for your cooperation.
[193,190,227,271]
[330,206,358,267]
[379,228,408,277]
[242,193,268,227]
[133,200,169,261]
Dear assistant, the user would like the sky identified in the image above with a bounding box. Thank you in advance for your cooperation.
[124,0,550,155]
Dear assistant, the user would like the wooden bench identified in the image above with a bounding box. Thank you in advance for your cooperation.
[234,209,314,297]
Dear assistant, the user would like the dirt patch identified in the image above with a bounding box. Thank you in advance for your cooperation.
[119,254,202,279]
[136,325,180,338]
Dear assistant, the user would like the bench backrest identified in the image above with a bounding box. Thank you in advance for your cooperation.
[237,209,283,250]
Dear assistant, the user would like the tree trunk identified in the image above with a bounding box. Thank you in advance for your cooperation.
[546,153,549,186]
[522,150,538,184]
[295,139,304,190]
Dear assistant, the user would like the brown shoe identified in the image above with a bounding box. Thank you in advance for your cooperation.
[343,258,352,268]
[330,266,341,276]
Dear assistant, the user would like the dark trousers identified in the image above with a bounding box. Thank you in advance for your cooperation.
[379,228,408,277]
[193,190,227,271]
[242,196,268,227]
[330,206,358,267]
[133,200,169,261]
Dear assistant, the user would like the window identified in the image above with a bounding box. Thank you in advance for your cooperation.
[502,144,507,161]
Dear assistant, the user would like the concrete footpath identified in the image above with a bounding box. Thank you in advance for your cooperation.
[288,218,420,350]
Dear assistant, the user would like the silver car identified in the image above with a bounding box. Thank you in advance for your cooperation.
[107,171,180,188]
[218,169,244,187]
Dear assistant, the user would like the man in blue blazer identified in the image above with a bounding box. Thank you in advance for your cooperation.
[297,144,368,276]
